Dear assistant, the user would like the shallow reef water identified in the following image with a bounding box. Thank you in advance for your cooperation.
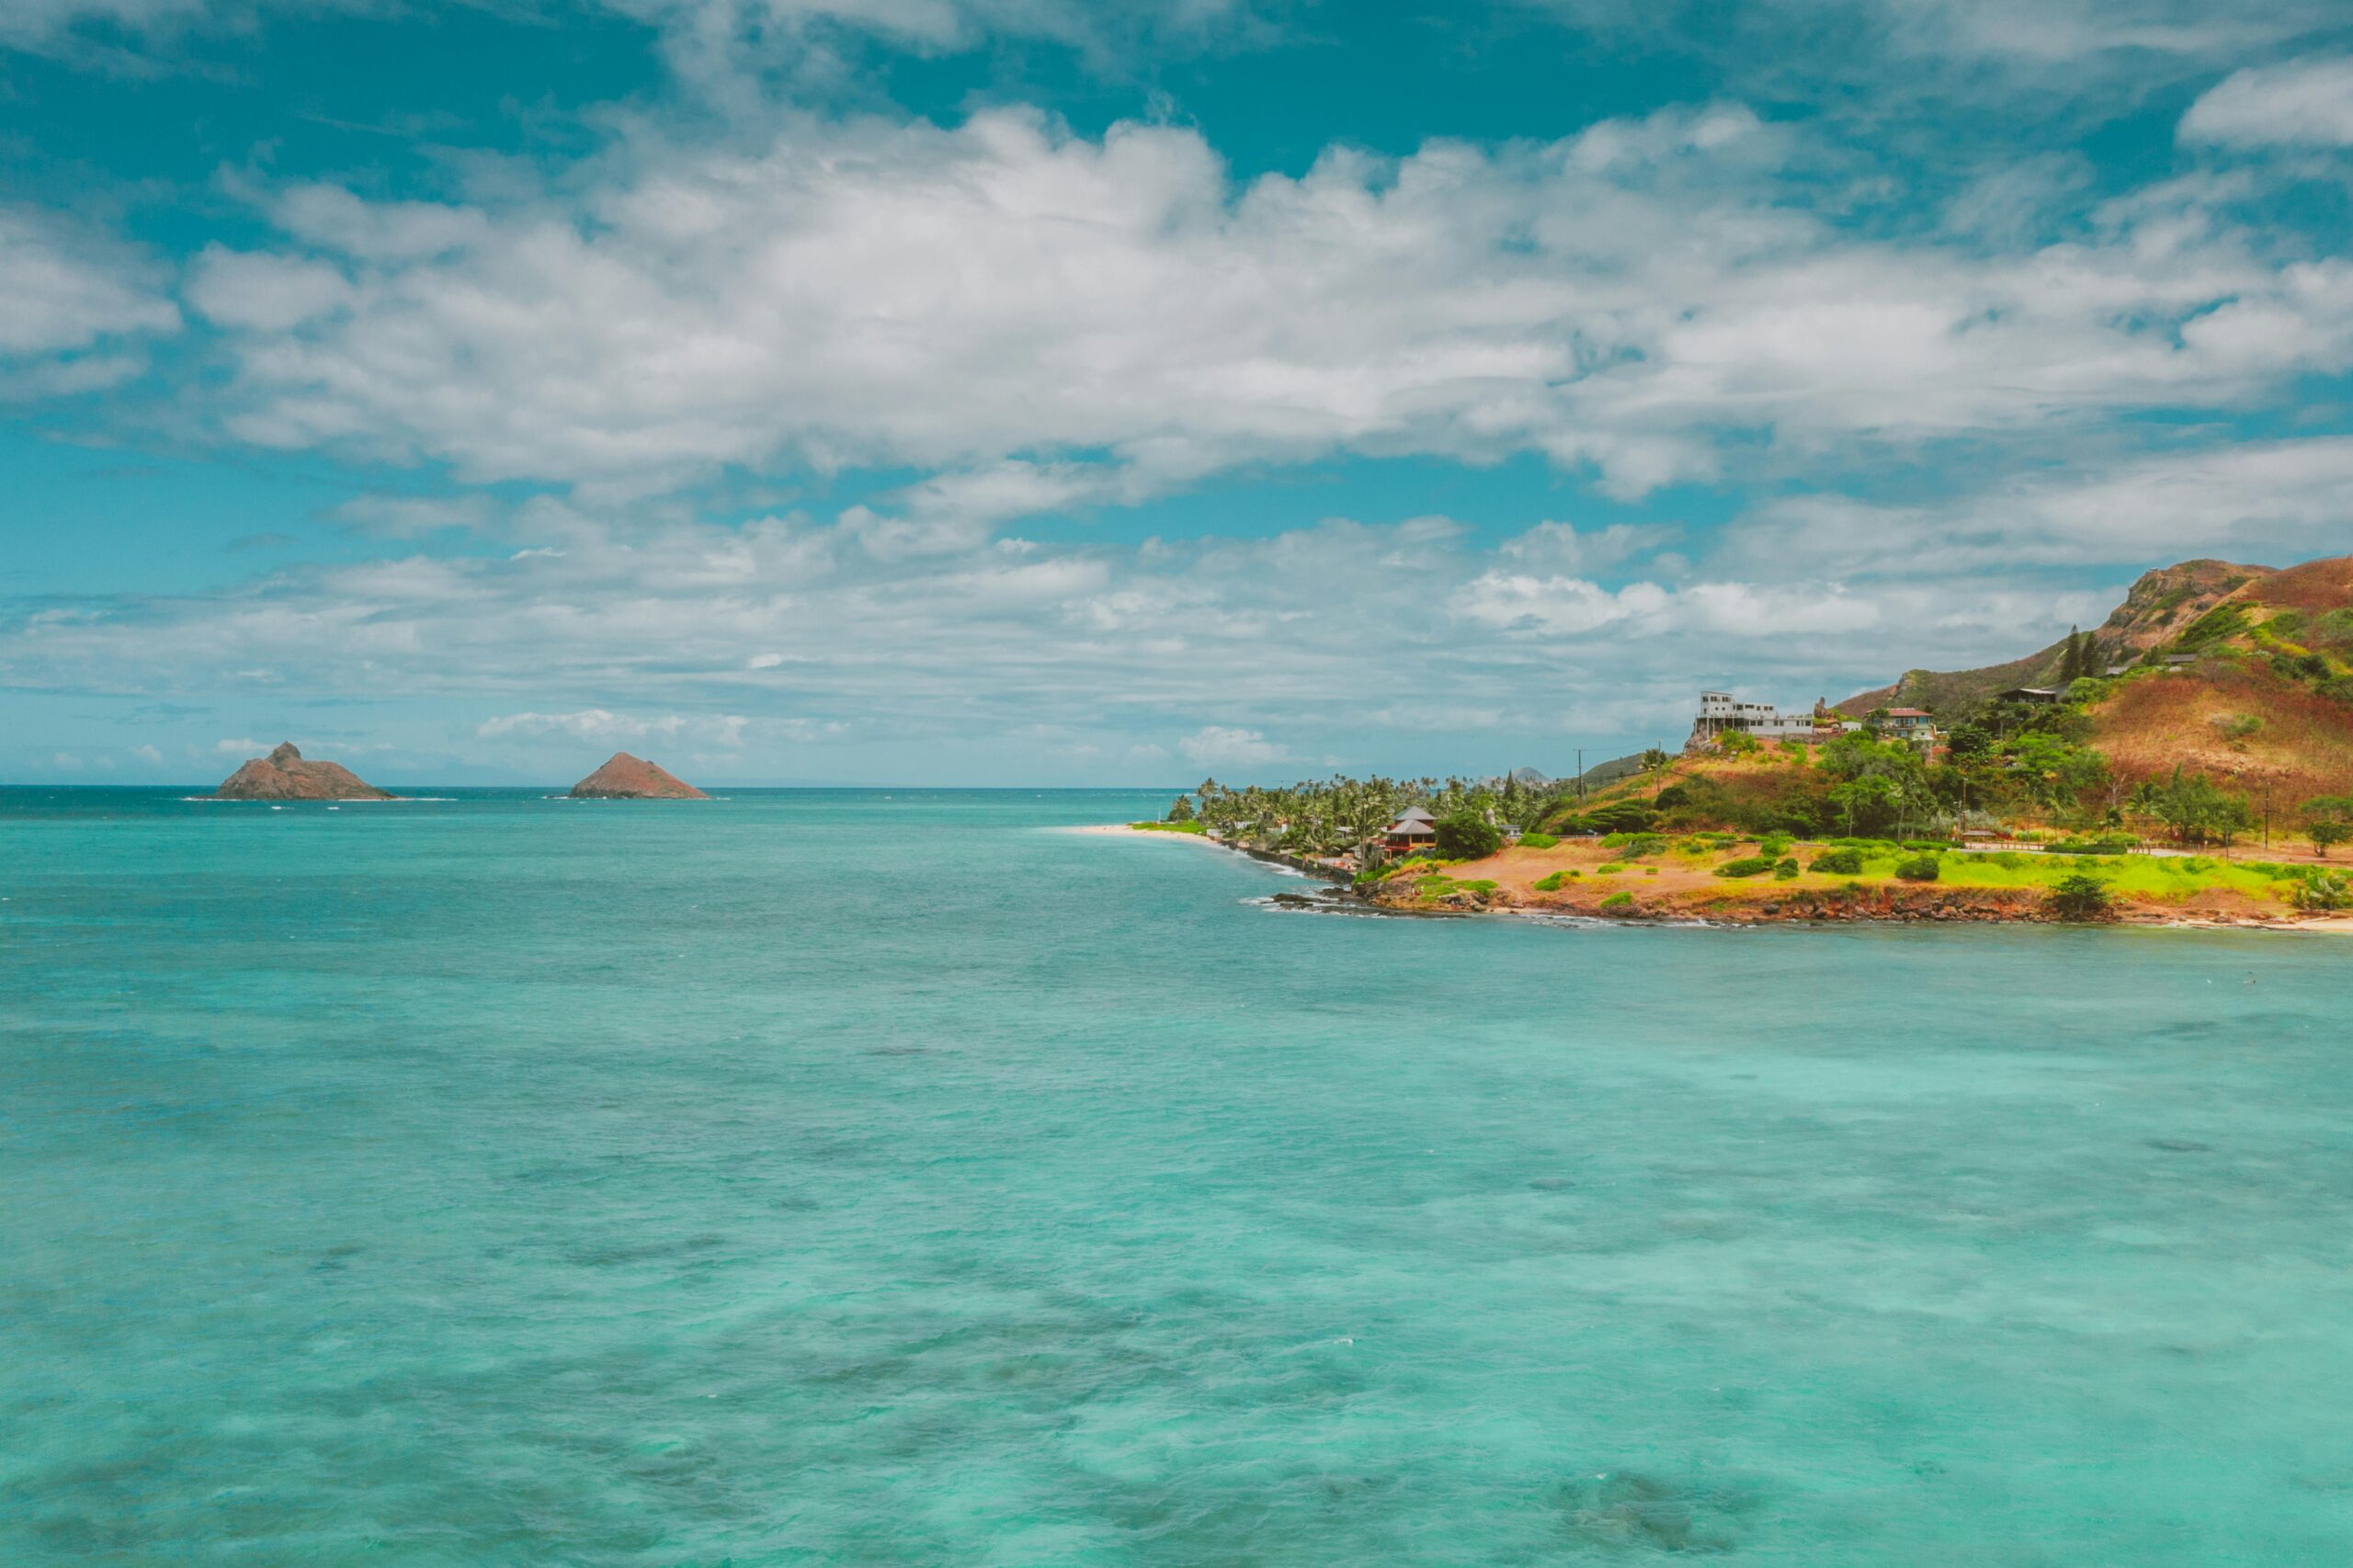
[3,787,2350,1563]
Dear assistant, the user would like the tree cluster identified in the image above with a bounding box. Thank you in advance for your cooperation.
[1173,771,1572,858]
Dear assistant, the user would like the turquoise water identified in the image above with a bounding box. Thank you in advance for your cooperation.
[3,788,2351,1564]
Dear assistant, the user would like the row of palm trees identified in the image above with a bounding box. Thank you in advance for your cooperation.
[1174,773,1572,858]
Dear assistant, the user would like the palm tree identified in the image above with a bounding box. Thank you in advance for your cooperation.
[1642,747,1672,800]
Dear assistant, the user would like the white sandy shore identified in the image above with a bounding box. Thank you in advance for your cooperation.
[2158,915,2353,935]
[1066,823,1222,845]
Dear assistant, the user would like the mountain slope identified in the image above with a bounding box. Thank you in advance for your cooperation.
[1838,558,2274,718]
[1841,552,2353,800]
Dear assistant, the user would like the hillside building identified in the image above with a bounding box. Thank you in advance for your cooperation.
[1688,691,1853,748]
[1692,691,1813,743]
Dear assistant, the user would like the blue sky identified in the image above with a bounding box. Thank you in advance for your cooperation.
[5,0,2352,785]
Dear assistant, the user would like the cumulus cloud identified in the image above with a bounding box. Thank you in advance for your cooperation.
[6,474,2234,779]
[186,246,355,332]
[1452,574,1673,637]
[2181,56,2353,148]
[477,709,750,746]
[1727,436,2353,577]
[1177,725,1289,767]
[0,207,178,366]
[178,100,2353,506]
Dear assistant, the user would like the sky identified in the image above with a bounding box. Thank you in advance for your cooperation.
[3,0,2351,786]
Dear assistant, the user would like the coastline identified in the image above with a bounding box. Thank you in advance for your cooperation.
[1087,824,2353,934]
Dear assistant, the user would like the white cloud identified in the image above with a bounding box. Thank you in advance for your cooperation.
[187,246,355,332]
[134,743,164,762]
[1176,725,1288,767]
[270,184,491,262]
[181,101,2353,507]
[0,0,213,47]
[0,206,178,360]
[1730,436,2353,575]
[1495,520,1667,577]
[476,709,750,747]
[12,458,2315,778]
[213,736,263,754]
[1452,574,1673,637]
[329,493,500,538]
[2182,56,2353,148]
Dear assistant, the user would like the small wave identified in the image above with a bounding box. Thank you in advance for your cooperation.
[1244,893,1380,918]
[179,795,457,804]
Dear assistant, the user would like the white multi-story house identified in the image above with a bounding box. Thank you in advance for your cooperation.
[1690,690,1827,745]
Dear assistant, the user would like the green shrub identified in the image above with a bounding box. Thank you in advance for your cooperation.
[2271,651,2330,684]
[1130,820,1206,835]
[2175,603,2249,648]
[1517,832,1559,849]
[1599,832,1666,859]
[1600,892,1634,910]
[1900,839,1952,852]
[2045,835,2138,855]
[2048,872,2113,921]
[2212,712,2262,741]
[1893,854,1941,882]
[1759,833,1794,858]
[1434,812,1503,860]
[1809,847,1865,875]
[1596,861,1627,875]
[1559,801,1659,835]
[1772,858,1800,880]
[1533,869,1570,892]
[1716,856,1777,878]
[2293,869,2351,911]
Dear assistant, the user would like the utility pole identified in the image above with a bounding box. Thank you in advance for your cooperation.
[1575,748,1584,801]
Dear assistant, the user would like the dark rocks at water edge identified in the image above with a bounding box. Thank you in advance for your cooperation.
[569,752,709,800]
[214,743,396,801]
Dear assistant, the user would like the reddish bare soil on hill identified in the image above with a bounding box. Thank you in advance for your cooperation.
[2088,666,2353,803]
[569,753,709,799]
[214,743,395,801]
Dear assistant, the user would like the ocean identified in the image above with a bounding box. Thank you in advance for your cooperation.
[3,787,2349,1563]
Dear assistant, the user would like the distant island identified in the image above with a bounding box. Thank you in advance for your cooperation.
[215,743,395,801]
[569,752,708,800]
[1120,551,2353,929]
